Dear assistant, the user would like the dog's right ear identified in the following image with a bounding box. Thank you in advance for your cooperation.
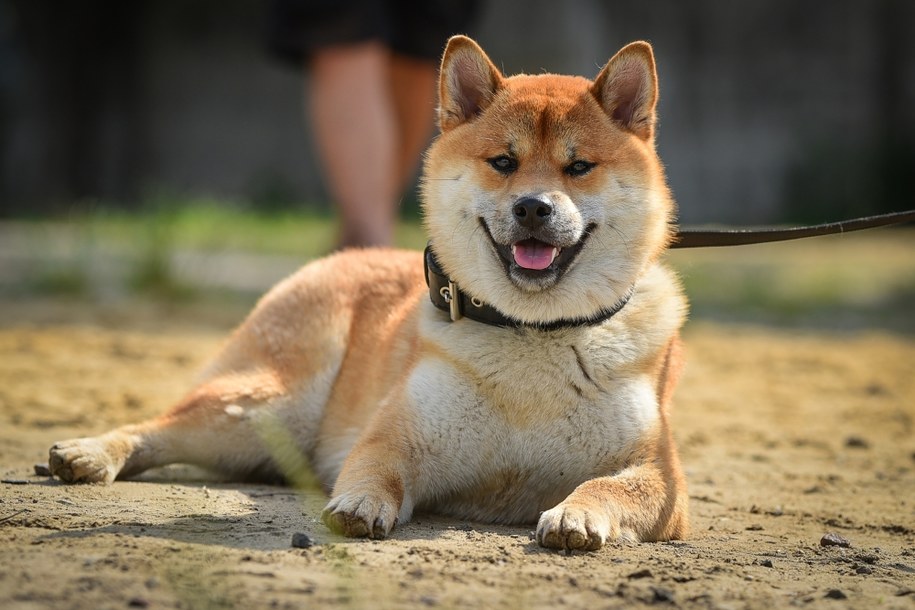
[438,36,504,132]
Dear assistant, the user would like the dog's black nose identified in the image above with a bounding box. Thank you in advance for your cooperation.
[512,197,553,229]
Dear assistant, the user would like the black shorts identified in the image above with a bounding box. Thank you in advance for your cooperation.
[267,0,481,65]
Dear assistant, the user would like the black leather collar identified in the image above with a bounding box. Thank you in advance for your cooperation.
[423,244,633,331]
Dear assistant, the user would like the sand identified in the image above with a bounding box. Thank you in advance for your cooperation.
[1,297,913,610]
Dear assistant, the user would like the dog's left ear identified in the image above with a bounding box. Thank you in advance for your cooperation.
[591,42,659,141]
[438,35,504,132]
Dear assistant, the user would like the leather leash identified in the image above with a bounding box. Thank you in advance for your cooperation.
[671,209,915,248]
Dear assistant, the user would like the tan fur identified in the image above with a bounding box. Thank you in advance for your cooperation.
[48,36,690,551]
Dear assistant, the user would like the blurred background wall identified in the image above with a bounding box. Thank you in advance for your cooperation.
[1,0,913,223]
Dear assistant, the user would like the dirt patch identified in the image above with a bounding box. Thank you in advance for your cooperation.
[1,300,914,610]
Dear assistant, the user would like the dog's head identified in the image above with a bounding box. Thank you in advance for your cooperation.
[422,36,676,325]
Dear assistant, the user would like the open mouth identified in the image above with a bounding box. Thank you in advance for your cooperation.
[480,220,596,286]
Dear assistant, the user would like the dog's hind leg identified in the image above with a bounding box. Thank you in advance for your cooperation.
[48,258,361,486]
[48,368,328,486]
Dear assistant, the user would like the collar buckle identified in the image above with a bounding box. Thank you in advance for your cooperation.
[441,281,463,321]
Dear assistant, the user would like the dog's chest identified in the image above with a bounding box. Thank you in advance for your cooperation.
[408,328,659,522]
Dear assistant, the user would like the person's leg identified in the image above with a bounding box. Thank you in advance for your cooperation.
[389,54,437,191]
[309,42,399,248]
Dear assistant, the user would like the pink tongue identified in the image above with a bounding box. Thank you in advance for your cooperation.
[513,241,557,270]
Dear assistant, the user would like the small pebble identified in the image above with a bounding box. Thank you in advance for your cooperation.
[760,559,774,568]
[845,436,870,449]
[821,533,851,548]
[127,598,150,608]
[824,589,847,600]
[33,464,52,477]
[628,568,653,579]
[291,532,315,549]
[650,586,675,603]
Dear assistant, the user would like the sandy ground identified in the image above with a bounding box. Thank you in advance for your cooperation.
[1,289,914,609]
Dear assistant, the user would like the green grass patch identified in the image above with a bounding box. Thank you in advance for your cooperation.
[76,200,427,257]
[31,265,90,297]
[14,199,427,300]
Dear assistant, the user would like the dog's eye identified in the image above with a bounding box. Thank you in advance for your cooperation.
[487,155,518,174]
[565,160,595,177]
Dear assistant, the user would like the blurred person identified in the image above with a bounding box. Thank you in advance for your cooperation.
[268,0,481,248]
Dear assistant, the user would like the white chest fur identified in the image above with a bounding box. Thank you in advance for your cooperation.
[405,306,664,523]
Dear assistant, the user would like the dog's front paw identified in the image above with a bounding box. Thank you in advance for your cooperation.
[536,504,616,551]
[49,437,121,484]
[322,492,399,539]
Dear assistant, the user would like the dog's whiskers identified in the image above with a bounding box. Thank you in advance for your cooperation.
[604,223,632,259]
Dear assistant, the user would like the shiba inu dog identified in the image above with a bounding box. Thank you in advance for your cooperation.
[48,35,688,550]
